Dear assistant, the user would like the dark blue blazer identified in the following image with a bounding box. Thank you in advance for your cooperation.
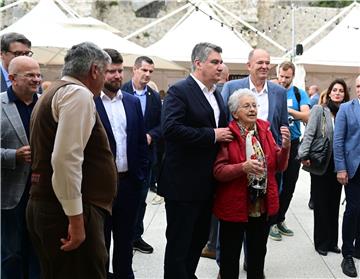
[221,76,289,145]
[1,69,8,92]
[121,81,162,139]
[94,92,148,183]
[158,75,228,201]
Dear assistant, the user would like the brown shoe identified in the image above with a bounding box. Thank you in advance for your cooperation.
[201,246,216,259]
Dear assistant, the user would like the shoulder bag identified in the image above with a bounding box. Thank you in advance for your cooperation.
[308,108,330,168]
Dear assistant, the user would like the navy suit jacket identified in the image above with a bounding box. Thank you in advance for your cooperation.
[1,68,9,92]
[221,76,288,145]
[158,75,228,201]
[122,81,161,137]
[334,99,360,179]
[94,92,148,183]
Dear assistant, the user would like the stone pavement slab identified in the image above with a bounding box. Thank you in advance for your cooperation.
[130,169,359,278]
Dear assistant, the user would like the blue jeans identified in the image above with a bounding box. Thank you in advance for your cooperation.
[1,189,40,279]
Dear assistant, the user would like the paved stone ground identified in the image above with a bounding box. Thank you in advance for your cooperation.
[113,169,358,278]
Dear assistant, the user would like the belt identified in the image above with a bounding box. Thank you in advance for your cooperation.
[118,171,129,179]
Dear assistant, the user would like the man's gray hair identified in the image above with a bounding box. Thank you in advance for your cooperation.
[62,42,111,78]
[190,42,222,72]
[228,88,257,114]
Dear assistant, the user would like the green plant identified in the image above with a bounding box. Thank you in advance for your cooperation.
[309,1,353,8]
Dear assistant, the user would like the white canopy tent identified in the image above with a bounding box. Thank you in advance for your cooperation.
[146,1,253,71]
[0,0,146,65]
[296,2,360,74]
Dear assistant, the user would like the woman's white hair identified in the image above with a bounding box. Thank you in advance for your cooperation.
[228,88,258,114]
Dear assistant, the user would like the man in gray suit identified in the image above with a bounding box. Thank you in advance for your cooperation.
[1,56,41,279]
[221,48,288,145]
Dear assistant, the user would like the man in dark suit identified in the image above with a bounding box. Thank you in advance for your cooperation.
[94,49,148,279]
[122,56,162,254]
[1,33,33,92]
[221,48,288,145]
[158,42,233,279]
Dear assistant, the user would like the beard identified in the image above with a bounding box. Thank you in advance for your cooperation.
[104,81,121,93]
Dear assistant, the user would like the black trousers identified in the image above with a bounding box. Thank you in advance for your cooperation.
[311,158,342,251]
[277,139,300,223]
[219,215,269,279]
[26,200,107,279]
[163,199,212,279]
[104,174,142,279]
[342,166,360,257]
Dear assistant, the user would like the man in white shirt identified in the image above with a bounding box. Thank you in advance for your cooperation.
[158,42,232,279]
[95,48,148,279]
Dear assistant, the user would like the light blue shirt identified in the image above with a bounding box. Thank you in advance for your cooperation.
[1,63,11,88]
[132,81,147,116]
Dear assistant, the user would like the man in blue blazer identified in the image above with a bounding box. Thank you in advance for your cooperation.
[122,56,162,254]
[221,49,288,145]
[158,42,233,279]
[334,75,360,278]
[94,49,148,279]
[1,56,41,279]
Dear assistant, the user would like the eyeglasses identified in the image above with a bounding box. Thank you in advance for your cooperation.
[13,73,42,80]
[239,103,259,111]
[7,50,34,57]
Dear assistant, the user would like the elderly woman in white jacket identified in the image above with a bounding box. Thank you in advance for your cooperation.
[298,78,349,256]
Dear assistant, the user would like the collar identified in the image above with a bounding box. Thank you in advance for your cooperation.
[101,89,123,101]
[131,80,147,96]
[7,85,38,104]
[61,75,87,88]
[249,78,268,94]
[190,74,216,94]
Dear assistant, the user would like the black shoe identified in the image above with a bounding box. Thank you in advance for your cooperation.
[341,256,357,278]
[353,250,360,260]
[133,238,154,254]
[316,248,328,256]
[308,199,314,210]
[328,246,341,254]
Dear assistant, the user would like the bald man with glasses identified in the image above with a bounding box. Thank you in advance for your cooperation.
[1,56,41,279]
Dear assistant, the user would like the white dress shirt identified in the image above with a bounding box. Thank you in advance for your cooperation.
[191,74,220,127]
[101,90,128,173]
[249,78,269,121]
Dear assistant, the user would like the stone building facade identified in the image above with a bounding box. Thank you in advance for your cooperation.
[1,0,353,91]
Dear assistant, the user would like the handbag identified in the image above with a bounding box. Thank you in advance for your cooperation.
[308,108,330,168]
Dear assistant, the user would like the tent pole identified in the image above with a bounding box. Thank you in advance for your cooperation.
[167,1,200,33]
[55,0,80,18]
[210,1,286,52]
[282,2,356,58]
[209,3,252,45]
[0,0,25,12]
